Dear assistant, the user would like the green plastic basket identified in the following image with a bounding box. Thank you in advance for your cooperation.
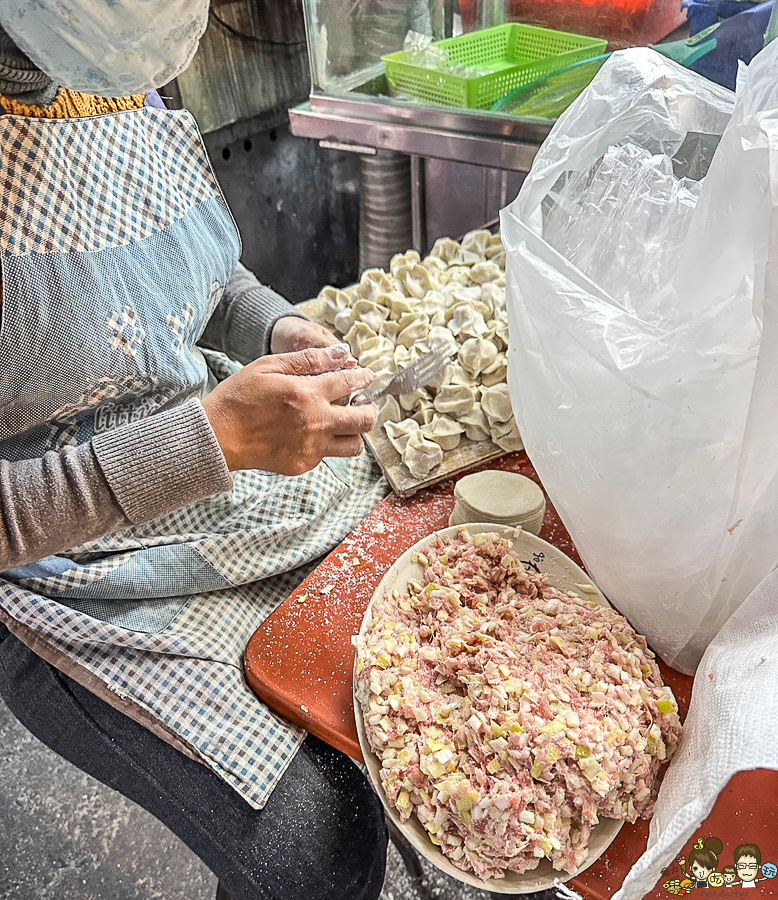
[382,24,607,110]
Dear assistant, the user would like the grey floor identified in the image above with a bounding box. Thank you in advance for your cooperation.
[0,695,561,900]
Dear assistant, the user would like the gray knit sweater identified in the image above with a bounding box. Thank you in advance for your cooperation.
[0,263,305,570]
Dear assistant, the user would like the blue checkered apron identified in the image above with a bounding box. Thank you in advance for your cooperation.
[0,101,387,807]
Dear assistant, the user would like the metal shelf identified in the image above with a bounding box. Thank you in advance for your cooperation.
[290,87,552,172]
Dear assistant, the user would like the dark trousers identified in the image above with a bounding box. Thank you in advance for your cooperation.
[0,628,388,900]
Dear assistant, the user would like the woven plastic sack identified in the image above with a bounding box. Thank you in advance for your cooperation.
[501,45,778,674]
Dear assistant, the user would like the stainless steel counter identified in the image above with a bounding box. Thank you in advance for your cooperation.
[289,79,551,263]
[290,89,551,171]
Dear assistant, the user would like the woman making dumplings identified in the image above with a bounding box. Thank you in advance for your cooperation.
[0,3,388,899]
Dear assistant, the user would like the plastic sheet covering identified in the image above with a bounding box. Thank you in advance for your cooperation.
[500,45,778,673]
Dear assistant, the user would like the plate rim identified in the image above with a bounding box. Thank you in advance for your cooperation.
[353,522,623,894]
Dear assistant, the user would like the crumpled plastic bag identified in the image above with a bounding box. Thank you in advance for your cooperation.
[501,44,778,673]
[616,565,778,898]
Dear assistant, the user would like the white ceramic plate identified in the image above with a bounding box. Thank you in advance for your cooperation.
[353,523,623,894]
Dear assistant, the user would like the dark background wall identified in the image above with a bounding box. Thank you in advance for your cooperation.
[176,0,361,301]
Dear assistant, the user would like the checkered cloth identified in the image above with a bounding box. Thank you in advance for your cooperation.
[0,103,388,808]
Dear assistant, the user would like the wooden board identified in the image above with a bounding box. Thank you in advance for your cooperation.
[364,426,510,498]
[298,297,516,498]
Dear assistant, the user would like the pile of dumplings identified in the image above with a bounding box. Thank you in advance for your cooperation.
[314,229,521,481]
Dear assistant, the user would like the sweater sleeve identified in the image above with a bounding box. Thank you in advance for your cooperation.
[200,262,308,365]
[0,400,232,571]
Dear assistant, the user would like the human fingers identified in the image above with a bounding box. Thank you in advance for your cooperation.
[317,366,375,401]
[329,401,378,435]
[254,344,356,377]
[270,317,340,354]
[327,435,367,458]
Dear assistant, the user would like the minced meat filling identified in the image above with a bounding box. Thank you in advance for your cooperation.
[354,529,682,880]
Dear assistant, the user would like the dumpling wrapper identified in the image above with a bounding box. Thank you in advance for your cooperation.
[402,430,443,478]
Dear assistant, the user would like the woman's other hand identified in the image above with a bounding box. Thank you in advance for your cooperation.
[201,345,377,476]
[270,316,340,354]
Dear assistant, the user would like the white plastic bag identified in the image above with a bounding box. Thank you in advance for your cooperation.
[501,45,778,674]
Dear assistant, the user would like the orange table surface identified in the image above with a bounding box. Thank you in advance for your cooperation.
[245,451,709,899]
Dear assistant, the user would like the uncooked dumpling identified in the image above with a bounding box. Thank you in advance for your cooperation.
[449,248,481,267]
[359,335,395,369]
[480,352,507,387]
[389,250,421,277]
[445,266,473,285]
[447,305,488,340]
[379,320,402,342]
[494,315,509,348]
[469,261,502,285]
[481,383,513,424]
[429,237,461,263]
[490,418,523,452]
[397,315,431,348]
[318,286,349,326]
[458,337,499,379]
[461,229,491,256]
[395,264,434,300]
[421,414,463,451]
[433,383,476,418]
[352,298,389,332]
[402,430,443,478]
[376,395,402,428]
[334,306,355,336]
[479,285,505,319]
[387,295,415,320]
[364,353,396,382]
[422,255,447,278]
[399,387,430,413]
[428,325,459,358]
[410,399,435,426]
[385,419,420,455]
[345,322,379,358]
[458,405,491,442]
[357,269,394,302]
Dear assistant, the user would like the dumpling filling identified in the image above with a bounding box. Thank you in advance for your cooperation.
[354,529,682,881]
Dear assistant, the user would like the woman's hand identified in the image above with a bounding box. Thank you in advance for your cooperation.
[270,316,340,354]
[201,345,377,476]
